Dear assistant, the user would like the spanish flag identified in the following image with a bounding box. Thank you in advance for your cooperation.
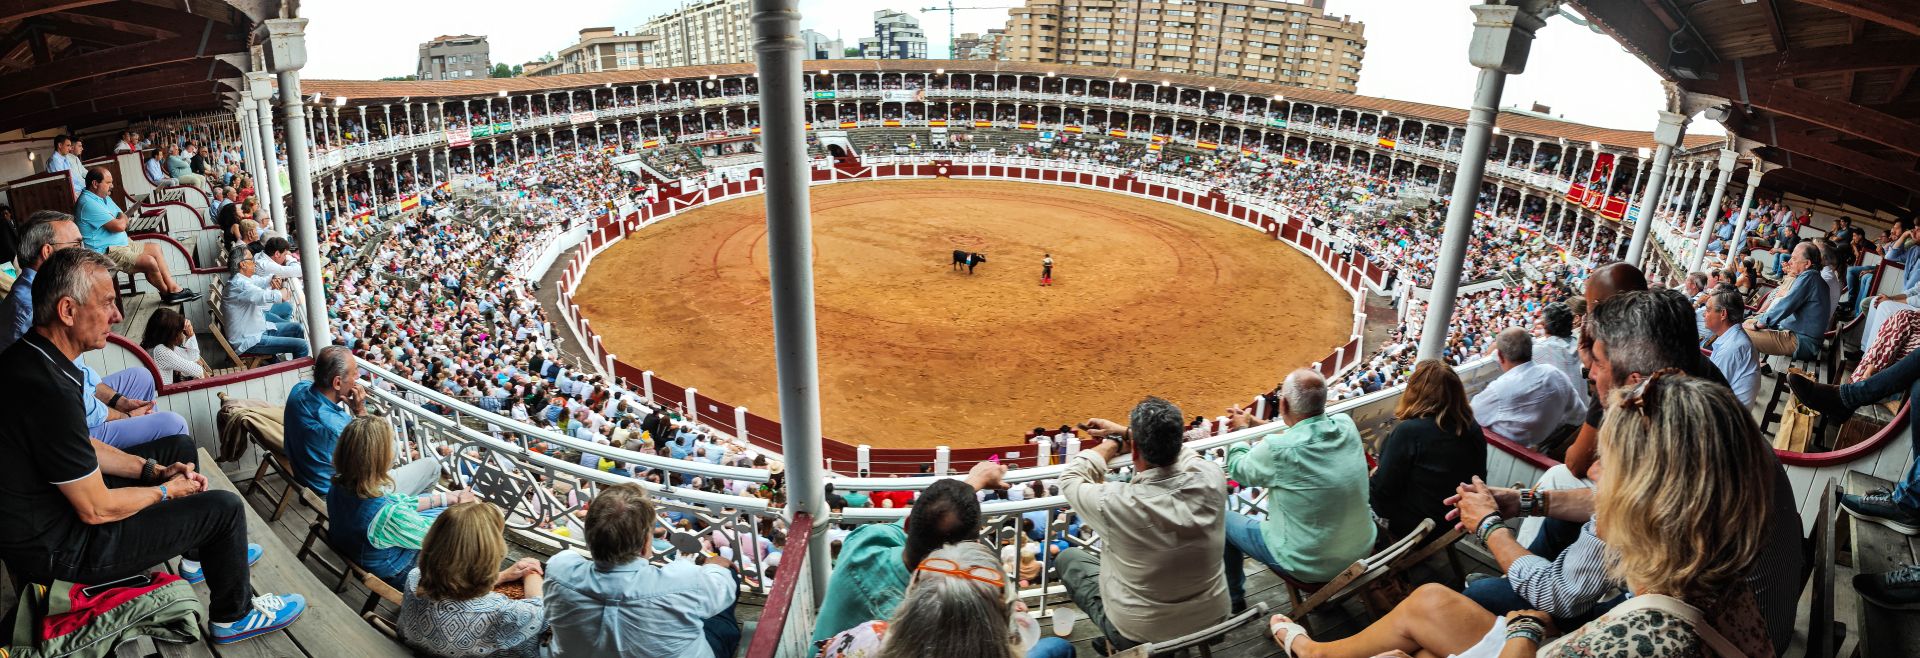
[751,127,762,134]
[400,195,420,211]
[839,121,857,129]
[883,119,902,127]
[1197,141,1219,151]
[1109,129,1128,138]
[1018,122,1037,130]
[974,120,993,128]
[1240,148,1256,157]
[1377,138,1397,149]
[436,181,451,192]
[1064,125,1083,134]
[642,139,661,149]
[929,119,948,127]
[1147,143,1163,151]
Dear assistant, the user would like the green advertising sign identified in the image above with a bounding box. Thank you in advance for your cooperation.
[494,122,512,133]
[470,125,493,138]
[812,91,837,100]
[1268,118,1288,128]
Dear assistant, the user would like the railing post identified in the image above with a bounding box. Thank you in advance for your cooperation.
[734,406,750,444]
[642,370,655,402]
[934,446,950,476]
[685,387,699,420]
[857,444,871,475]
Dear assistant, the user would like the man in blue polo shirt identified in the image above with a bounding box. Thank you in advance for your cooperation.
[74,167,198,304]
[283,346,440,497]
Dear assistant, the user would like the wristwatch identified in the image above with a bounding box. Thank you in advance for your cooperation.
[142,458,159,483]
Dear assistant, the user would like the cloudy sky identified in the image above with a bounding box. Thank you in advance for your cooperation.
[300,0,1721,134]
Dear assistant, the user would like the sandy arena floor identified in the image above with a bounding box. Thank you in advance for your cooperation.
[574,179,1352,448]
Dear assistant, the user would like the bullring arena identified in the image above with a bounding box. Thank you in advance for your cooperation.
[574,178,1353,448]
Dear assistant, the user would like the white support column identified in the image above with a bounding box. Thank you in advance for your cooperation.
[1726,161,1771,267]
[685,387,699,420]
[1416,2,1550,363]
[1624,110,1688,266]
[263,18,330,348]
[1689,149,1738,272]
[734,406,749,444]
[641,370,655,401]
[1683,160,1712,230]
[247,71,287,233]
[753,0,830,604]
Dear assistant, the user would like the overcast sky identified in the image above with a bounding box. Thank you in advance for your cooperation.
[300,0,1721,134]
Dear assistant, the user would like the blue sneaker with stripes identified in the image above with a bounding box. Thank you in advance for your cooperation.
[210,593,305,644]
[182,543,263,584]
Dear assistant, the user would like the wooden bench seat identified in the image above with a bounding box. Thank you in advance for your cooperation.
[139,448,414,658]
[1847,471,1920,658]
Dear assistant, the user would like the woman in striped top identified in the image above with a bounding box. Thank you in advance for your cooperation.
[327,416,473,587]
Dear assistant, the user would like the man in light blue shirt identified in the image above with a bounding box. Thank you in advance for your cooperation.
[1746,242,1832,361]
[0,211,84,353]
[545,483,739,658]
[1705,290,1759,406]
[1470,328,1583,447]
[74,167,197,303]
[43,135,83,197]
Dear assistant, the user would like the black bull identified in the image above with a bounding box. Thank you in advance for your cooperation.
[950,250,987,274]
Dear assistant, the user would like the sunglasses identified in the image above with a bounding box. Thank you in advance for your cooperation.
[916,558,1006,590]
[1617,367,1686,415]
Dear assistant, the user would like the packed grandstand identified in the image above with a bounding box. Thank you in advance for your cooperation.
[3,2,1919,658]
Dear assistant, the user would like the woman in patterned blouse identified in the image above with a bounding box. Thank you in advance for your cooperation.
[1264,373,1776,658]
[398,503,548,658]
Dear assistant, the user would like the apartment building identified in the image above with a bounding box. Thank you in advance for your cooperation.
[527,27,659,76]
[859,9,927,59]
[417,34,491,81]
[800,29,845,60]
[954,29,1007,60]
[1000,0,1366,93]
[637,0,754,67]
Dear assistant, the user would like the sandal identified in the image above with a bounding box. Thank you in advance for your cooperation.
[1270,614,1307,656]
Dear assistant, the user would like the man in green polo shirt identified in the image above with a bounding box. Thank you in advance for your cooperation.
[1221,368,1375,611]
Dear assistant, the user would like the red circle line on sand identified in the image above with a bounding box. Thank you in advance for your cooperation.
[576,179,1350,449]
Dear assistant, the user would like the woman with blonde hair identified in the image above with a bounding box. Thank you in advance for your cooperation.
[1265,372,1777,657]
[818,541,1073,658]
[398,502,547,658]
[1370,359,1486,543]
[328,416,474,587]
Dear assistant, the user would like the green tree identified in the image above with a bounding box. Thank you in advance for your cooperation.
[511,64,524,76]
[491,63,513,78]
[379,74,415,81]
[843,46,862,57]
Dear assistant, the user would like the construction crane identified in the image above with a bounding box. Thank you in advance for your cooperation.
[920,1,1019,59]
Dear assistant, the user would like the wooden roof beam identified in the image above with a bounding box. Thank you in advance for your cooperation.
[1732,44,1920,80]
[1759,152,1915,211]
[1793,0,1920,37]
[58,2,212,37]
[1689,77,1920,156]
[0,30,243,104]
[1759,0,1790,52]
[14,87,224,133]
[1739,122,1920,192]
[0,0,109,23]
[6,63,232,116]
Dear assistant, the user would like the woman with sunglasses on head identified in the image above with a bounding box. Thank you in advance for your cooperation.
[817,541,1074,658]
[1262,371,1777,658]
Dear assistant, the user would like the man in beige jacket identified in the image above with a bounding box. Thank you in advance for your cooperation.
[1056,396,1230,653]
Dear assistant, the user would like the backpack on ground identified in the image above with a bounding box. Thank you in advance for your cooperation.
[4,572,205,658]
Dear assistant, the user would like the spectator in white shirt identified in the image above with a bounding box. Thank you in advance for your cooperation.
[253,237,304,281]
[1532,302,1582,400]
[138,307,207,383]
[221,255,309,360]
[1704,289,1760,406]
[1469,328,1580,448]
